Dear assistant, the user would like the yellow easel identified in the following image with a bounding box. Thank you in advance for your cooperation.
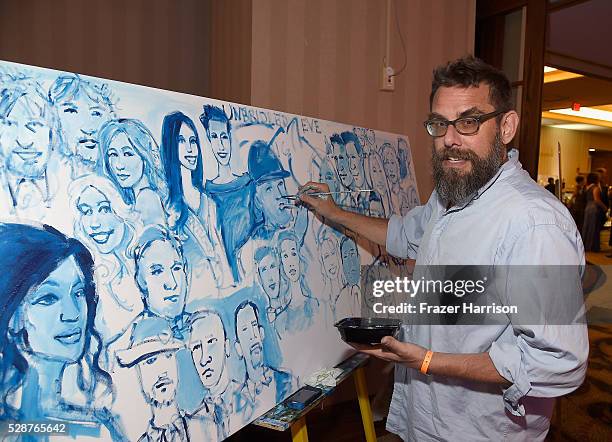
[254,353,377,442]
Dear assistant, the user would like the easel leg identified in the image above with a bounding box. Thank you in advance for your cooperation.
[354,366,377,442]
[290,416,309,442]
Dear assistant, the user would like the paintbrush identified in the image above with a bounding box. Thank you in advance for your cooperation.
[281,189,374,200]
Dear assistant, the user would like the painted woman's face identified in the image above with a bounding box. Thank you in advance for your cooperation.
[178,123,199,171]
[106,132,144,189]
[280,239,300,283]
[207,119,231,166]
[16,256,87,363]
[321,239,340,279]
[382,148,400,186]
[76,186,125,254]
[368,155,388,192]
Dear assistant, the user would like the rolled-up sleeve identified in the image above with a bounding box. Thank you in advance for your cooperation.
[489,324,588,416]
[385,197,434,259]
[488,223,589,416]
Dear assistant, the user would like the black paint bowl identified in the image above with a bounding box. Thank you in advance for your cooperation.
[334,317,402,344]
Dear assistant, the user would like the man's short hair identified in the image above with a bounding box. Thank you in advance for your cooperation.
[430,55,513,113]
[329,133,344,146]
[189,309,227,342]
[199,104,230,134]
[340,131,363,155]
[233,300,261,341]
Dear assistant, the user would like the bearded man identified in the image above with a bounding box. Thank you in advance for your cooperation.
[299,56,587,441]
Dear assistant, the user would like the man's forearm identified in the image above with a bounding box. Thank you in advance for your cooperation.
[353,338,511,386]
[297,181,390,247]
[332,208,389,247]
[427,352,510,385]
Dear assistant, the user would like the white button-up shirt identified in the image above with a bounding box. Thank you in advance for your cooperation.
[385,150,588,441]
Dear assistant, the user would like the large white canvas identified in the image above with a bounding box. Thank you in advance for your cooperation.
[0,60,418,441]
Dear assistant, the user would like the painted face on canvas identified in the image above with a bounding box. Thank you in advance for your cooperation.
[207,119,231,166]
[369,197,385,217]
[236,304,264,374]
[59,90,110,166]
[321,238,340,279]
[368,154,388,193]
[345,140,365,188]
[15,256,87,363]
[1,95,52,179]
[106,132,144,189]
[190,314,227,389]
[138,240,187,319]
[258,253,281,299]
[341,239,360,286]
[320,160,340,194]
[332,142,354,189]
[255,178,292,228]
[76,185,125,254]
[280,238,300,283]
[178,123,199,171]
[382,147,400,186]
[137,349,178,404]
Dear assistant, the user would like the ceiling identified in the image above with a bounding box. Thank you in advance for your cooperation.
[541,68,612,137]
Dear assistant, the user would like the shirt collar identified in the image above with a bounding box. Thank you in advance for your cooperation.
[246,366,273,399]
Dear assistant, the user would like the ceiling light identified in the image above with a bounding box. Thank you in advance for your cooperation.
[543,68,583,83]
[547,123,611,132]
[549,107,612,122]
[589,148,596,152]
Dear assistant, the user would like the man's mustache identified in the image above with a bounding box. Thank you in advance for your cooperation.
[435,147,479,162]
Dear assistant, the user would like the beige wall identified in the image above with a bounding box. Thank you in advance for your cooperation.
[538,126,612,186]
[249,0,476,200]
[0,0,211,97]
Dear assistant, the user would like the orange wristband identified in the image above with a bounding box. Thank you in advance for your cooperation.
[420,350,433,375]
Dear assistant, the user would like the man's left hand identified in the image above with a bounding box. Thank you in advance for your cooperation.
[349,336,428,370]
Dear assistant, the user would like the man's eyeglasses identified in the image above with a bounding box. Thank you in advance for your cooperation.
[423,110,505,137]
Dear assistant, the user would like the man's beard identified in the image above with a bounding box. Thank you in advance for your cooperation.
[431,132,506,206]
[7,154,48,179]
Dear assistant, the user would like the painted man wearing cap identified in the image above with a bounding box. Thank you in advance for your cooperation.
[248,140,299,241]
[298,56,587,441]
[188,310,241,441]
[116,316,202,442]
[233,300,293,422]
[235,140,310,283]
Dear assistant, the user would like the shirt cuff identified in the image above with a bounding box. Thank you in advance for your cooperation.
[488,339,533,417]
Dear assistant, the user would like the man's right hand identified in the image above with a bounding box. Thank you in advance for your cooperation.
[297,181,390,248]
[297,181,343,222]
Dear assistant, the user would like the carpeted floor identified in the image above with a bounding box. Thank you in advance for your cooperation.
[547,324,612,441]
